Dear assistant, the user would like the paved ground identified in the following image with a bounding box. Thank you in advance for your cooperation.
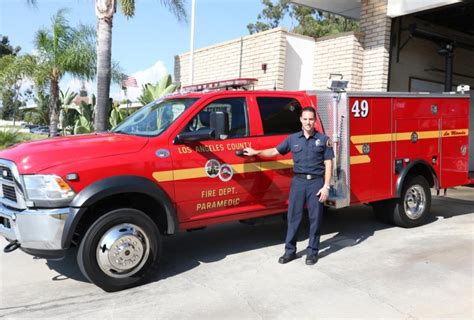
[1,187,473,319]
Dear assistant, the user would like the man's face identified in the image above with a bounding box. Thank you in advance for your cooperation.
[300,110,315,132]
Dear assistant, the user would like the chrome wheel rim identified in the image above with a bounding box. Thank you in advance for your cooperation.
[96,223,150,278]
[404,185,426,220]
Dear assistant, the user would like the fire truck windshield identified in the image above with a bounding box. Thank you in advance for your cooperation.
[112,98,199,136]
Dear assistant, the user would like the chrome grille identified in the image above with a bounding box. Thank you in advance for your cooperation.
[2,184,17,202]
[0,159,26,210]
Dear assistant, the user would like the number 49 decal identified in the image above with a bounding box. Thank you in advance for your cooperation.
[351,100,369,118]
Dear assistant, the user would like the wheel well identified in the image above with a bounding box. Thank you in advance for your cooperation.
[405,163,436,188]
[72,193,168,247]
[396,161,438,198]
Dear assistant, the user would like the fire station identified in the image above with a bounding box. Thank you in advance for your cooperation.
[0,0,472,292]
[175,0,474,172]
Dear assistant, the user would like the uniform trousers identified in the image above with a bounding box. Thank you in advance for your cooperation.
[285,176,324,256]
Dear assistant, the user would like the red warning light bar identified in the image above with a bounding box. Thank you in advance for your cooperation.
[182,78,258,92]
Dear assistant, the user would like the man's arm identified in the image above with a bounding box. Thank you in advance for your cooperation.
[317,159,333,202]
[323,159,332,188]
[243,147,280,158]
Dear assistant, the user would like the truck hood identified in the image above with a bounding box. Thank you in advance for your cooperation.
[0,133,149,174]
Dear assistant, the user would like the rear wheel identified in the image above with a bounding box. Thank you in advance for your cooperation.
[372,175,431,228]
[77,208,161,292]
[393,175,431,227]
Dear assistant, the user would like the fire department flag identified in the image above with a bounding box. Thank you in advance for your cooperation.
[121,74,138,89]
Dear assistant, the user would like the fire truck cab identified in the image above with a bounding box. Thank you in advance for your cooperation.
[0,78,472,291]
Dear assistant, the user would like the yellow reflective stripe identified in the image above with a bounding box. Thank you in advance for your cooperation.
[350,155,371,164]
[231,162,261,174]
[351,133,392,144]
[355,145,364,153]
[259,159,294,171]
[152,159,294,182]
[152,171,173,182]
[351,129,468,144]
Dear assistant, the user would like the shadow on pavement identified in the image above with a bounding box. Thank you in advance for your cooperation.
[41,197,473,287]
[152,205,391,283]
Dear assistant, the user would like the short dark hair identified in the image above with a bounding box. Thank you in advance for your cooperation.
[301,106,316,116]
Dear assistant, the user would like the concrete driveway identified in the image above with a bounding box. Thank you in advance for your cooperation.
[1,187,473,319]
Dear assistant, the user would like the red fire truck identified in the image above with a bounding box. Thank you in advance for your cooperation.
[0,78,472,291]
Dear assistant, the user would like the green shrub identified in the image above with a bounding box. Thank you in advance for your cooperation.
[0,129,23,149]
[0,130,47,150]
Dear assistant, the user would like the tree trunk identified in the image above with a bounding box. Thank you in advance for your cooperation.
[95,1,115,132]
[49,79,60,137]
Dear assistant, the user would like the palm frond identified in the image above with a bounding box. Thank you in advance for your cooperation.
[160,0,187,22]
[119,0,136,18]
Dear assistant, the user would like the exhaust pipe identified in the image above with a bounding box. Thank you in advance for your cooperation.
[4,240,20,253]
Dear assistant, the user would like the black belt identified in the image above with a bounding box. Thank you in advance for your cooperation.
[294,173,323,180]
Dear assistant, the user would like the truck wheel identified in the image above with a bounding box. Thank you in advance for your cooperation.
[77,208,161,292]
[393,175,431,228]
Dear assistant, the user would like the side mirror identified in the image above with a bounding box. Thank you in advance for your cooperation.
[210,111,229,140]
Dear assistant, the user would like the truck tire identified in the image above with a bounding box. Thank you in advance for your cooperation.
[392,175,431,228]
[77,208,161,292]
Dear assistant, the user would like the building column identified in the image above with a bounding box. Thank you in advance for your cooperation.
[360,0,392,91]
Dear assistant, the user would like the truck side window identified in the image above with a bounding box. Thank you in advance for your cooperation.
[185,97,249,138]
[256,97,302,135]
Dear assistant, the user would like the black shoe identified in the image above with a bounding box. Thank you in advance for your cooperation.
[278,253,297,264]
[305,254,318,265]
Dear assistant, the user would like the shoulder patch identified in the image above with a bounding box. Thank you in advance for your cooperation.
[326,138,333,148]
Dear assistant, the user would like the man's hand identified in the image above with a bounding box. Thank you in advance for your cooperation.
[316,186,329,203]
[243,147,258,156]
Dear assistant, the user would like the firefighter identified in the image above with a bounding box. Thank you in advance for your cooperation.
[243,106,334,265]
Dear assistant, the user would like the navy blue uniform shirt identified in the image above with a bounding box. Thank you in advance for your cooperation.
[276,130,334,176]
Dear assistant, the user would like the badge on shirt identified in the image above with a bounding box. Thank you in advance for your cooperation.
[315,139,321,146]
[326,138,333,148]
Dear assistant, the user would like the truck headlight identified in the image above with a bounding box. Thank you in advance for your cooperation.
[22,175,75,203]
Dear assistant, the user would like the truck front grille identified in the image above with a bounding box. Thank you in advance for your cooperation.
[0,159,26,209]
[2,185,17,202]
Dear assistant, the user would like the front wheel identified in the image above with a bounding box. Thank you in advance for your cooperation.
[77,208,161,292]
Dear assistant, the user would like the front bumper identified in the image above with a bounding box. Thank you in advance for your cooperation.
[0,204,70,251]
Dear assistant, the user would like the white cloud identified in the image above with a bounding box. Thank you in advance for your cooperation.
[63,78,94,94]
[56,60,169,103]
[119,60,169,101]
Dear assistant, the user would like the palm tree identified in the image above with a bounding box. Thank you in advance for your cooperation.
[94,0,187,132]
[137,73,177,105]
[33,9,96,136]
[0,54,35,124]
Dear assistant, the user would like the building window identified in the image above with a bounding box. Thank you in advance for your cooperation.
[257,97,302,135]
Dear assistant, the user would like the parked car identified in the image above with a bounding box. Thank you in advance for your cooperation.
[31,126,49,135]
[23,124,39,132]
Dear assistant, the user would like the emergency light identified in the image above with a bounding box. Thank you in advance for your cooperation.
[182,78,258,92]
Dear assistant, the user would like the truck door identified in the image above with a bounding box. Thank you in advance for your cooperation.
[168,96,263,228]
[439,97,470,187]
[251,95,306,211]
[348,95,393,203]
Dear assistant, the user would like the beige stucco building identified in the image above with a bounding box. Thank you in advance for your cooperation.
[175,0,473,93]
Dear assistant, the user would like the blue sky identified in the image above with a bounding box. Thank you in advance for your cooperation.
[1,0,293,100]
